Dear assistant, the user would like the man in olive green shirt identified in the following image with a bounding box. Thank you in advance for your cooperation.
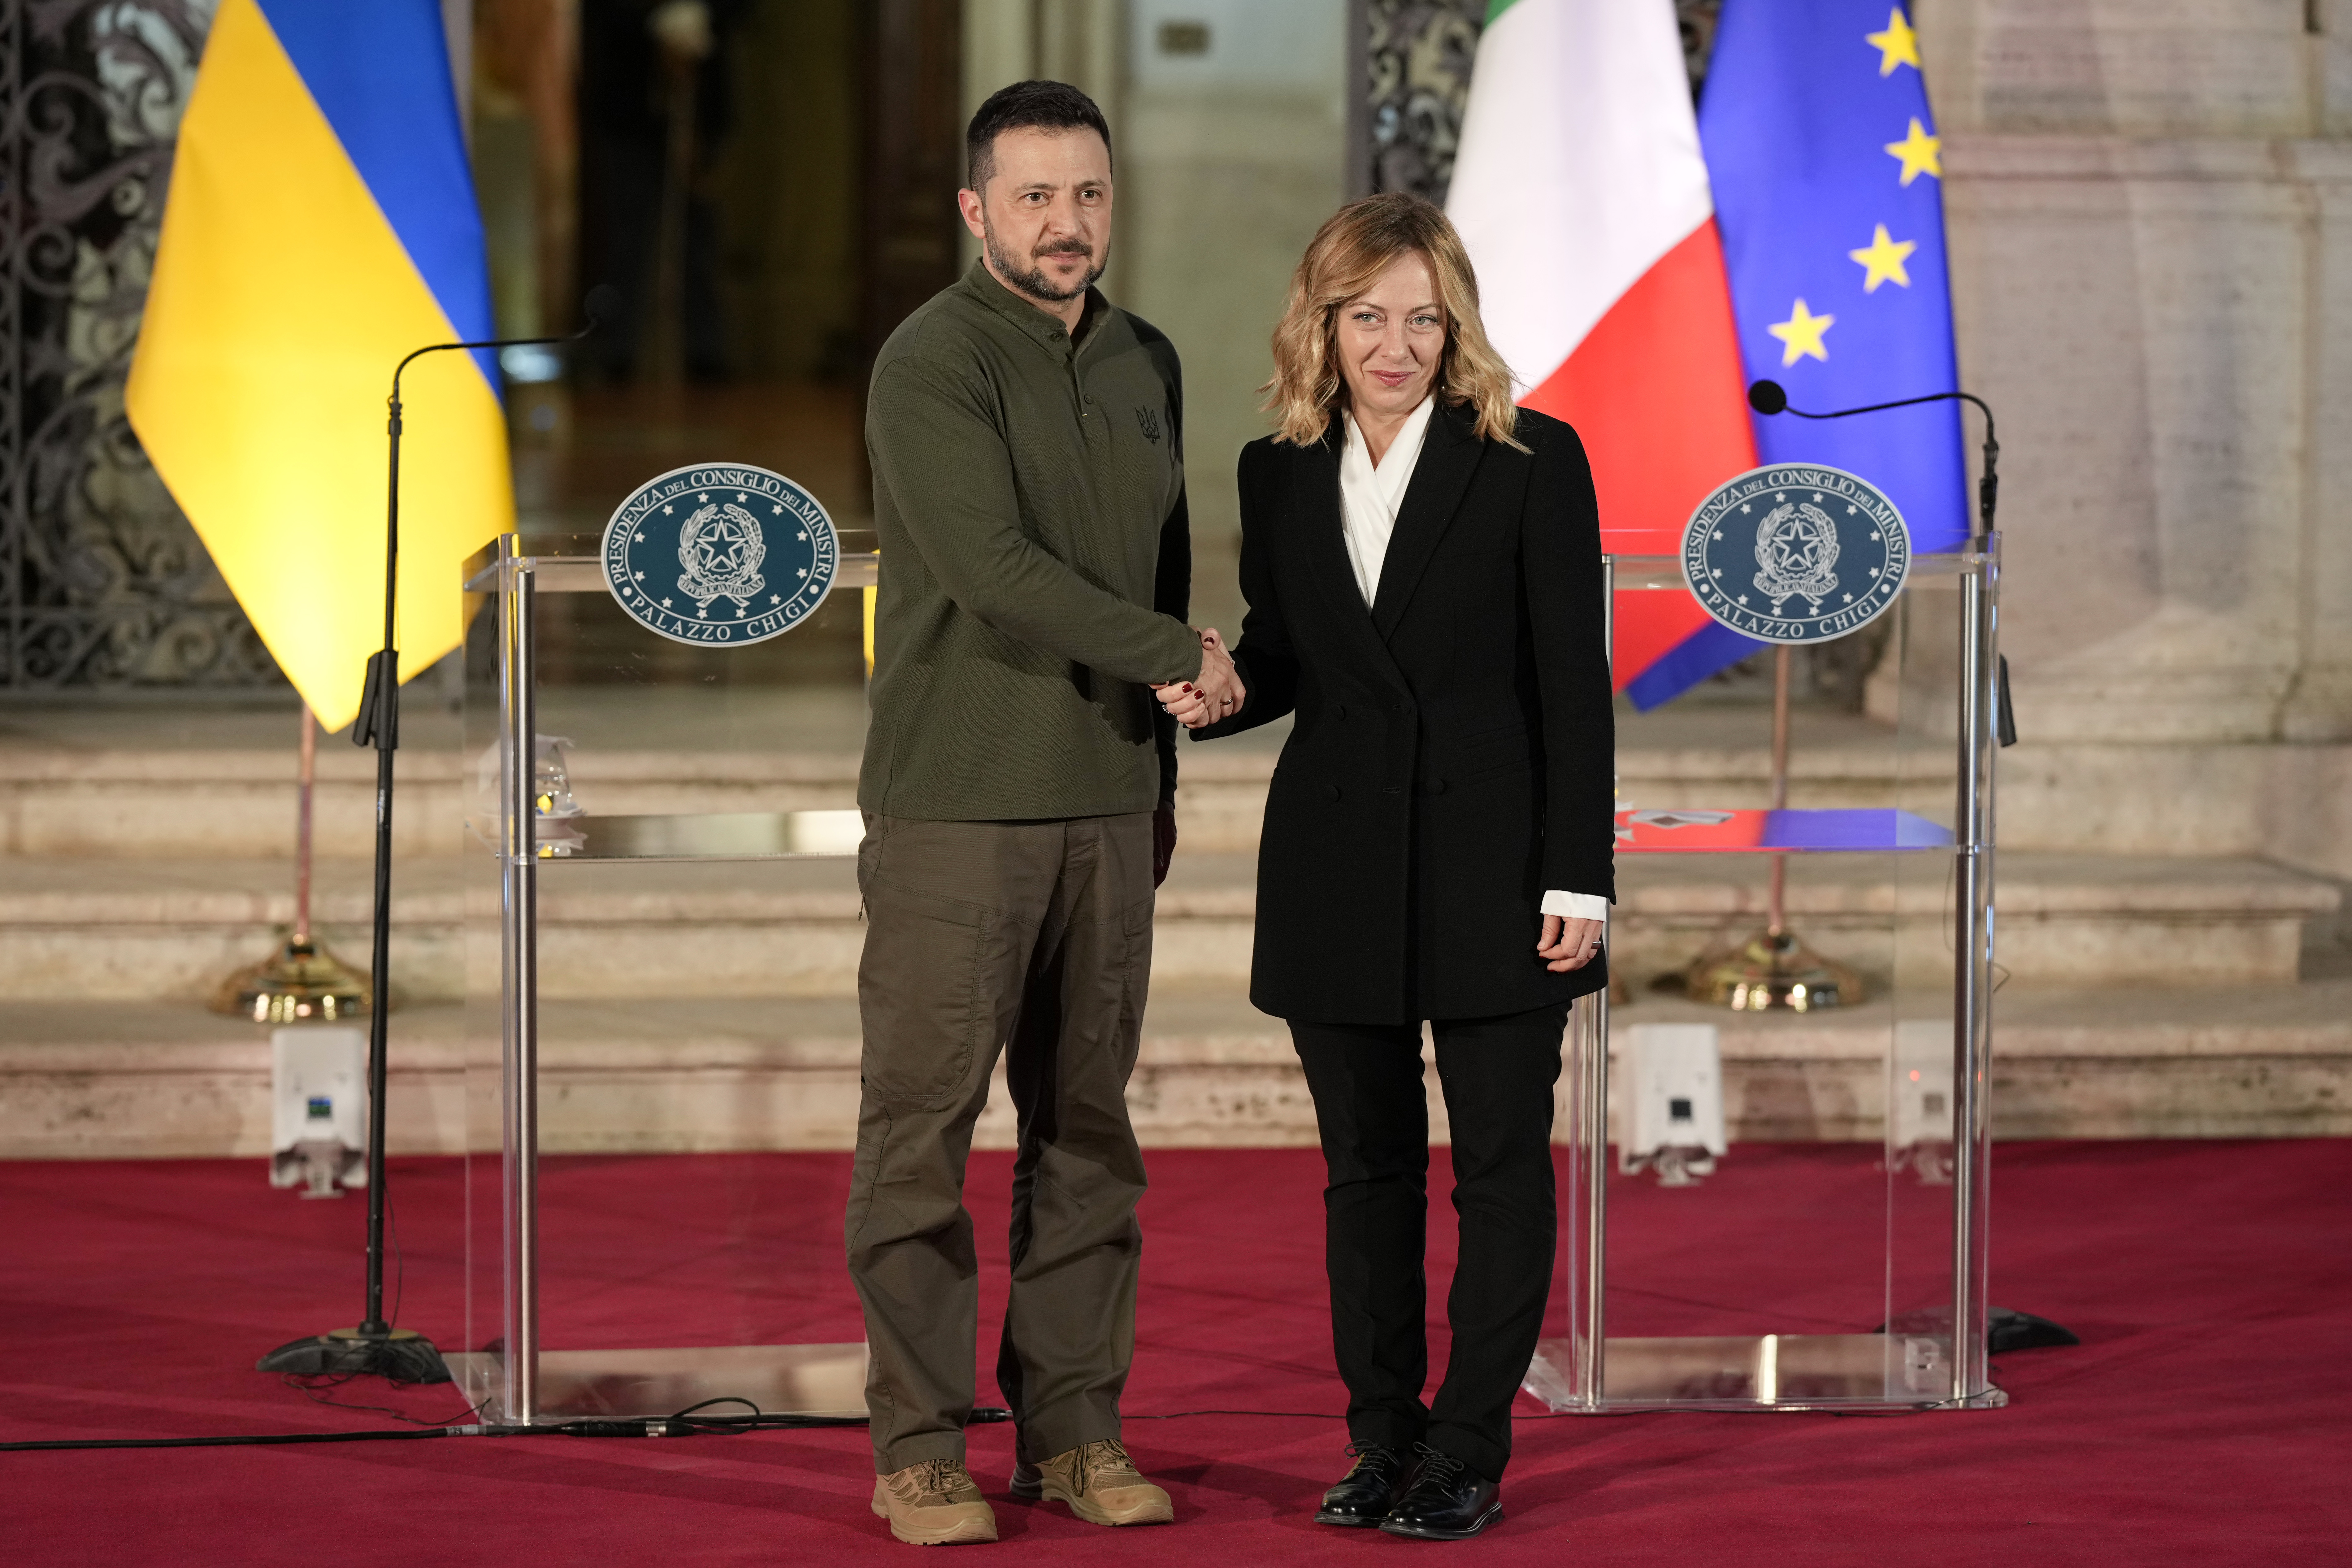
[848,81,1241,1547]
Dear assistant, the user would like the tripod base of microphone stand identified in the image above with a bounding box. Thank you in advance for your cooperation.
[1686,927,1864,1012]
[209,937,372,1025]
[257,1326,451,1384]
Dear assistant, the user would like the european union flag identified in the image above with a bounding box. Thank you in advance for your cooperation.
[1698,1,1970,554]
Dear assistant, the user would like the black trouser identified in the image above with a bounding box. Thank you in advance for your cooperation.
[1290,1004,1567,1483]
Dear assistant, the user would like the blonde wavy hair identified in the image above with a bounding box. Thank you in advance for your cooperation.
[1262,192,1525,451]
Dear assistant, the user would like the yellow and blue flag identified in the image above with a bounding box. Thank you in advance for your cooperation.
[127,0,509,733]
[1699,0,1969,550]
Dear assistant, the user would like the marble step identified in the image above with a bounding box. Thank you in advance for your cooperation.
[0,701,1920,862]
[4,979,2345,1160]
[0,744,1276,859]
[8,698,2350,877]
[0,848,2332,1003]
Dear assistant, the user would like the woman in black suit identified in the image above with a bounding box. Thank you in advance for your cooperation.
[1157,193,1613,1540]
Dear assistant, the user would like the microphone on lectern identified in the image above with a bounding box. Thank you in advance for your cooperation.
[1741,377,2016,748]
[1742,379,1997,537]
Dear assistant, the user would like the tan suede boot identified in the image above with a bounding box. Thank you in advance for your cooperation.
[870,1458,998,1546]
[1010,1439,1174,1527]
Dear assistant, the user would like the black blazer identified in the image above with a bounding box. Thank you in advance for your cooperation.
[1194,400,1615,1025]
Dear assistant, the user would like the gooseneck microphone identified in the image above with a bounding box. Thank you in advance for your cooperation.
[1746,378,1998,541]
[1746,378,2014,746]
[258,289,615,1386]
[355,284,621,749]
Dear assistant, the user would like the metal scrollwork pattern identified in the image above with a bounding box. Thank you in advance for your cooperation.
[1678,0,1722,100]
[1365,1,1721,206]
[2,0,278,692]
[1365,0,1482,205]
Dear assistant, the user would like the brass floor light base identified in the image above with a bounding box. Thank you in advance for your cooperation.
[1682,649,1867,1013]
[211,936,372,1025]
[208,705,372,1025]
[1686,927,1864,1012]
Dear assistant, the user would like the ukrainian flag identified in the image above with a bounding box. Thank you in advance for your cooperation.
[128,0,509,733]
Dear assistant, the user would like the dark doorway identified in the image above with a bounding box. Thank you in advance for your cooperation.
[860,0,965,368]
[495,0,969,508]
[491,0,967,687]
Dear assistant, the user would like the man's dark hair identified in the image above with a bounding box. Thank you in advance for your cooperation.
[965,80,1112,193]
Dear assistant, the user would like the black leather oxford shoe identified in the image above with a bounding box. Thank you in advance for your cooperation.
[1379,1445,1502,1540]
[1314,1441,1409,1527]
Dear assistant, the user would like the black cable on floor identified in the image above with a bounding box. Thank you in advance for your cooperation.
[279,1371,488,1429]
[2,1427,480,1452]
[0,1403,1017,1453]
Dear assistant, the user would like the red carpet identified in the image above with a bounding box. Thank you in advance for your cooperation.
[3,1140,2348,1564]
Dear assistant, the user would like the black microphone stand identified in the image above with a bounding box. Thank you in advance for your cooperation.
[259,311,601,1385]
[1745,379,2014,746]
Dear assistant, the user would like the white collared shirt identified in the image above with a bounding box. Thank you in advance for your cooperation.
[1338,399,1608,925]
[1339,396,1437,606]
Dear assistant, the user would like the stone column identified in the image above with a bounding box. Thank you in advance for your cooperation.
[961,0,1127,270]
[1924,0,2352,743]
[1921,0,2352,873]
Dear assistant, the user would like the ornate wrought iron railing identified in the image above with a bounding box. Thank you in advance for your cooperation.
[1362,0,1722,205]
[0,0,276,693]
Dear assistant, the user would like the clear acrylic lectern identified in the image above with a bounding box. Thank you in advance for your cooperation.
[1524,537,2005,1412]
[445,531,881,1426]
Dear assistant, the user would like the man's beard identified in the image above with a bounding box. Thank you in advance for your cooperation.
[984,220,1106,303]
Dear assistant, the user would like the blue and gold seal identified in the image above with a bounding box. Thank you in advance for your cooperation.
[1682,463,1911,644]
[601,463,839,646]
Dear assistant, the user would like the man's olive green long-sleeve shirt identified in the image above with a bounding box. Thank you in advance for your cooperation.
[860,262,1201,821]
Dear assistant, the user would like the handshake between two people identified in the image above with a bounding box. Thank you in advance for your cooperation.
[1153,628,1247,730]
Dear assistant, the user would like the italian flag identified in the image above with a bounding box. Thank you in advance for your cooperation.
[1448,0,1758,701]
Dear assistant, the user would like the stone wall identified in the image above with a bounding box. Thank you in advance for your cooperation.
[1922,0,2352,872]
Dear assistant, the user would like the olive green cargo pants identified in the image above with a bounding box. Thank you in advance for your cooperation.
[846,812,1156,1474]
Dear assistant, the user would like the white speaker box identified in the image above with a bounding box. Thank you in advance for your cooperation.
[270,1026,368,1196]
[1619,1022,1727,1184]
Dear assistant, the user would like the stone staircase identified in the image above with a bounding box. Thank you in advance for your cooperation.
[2,697,2345,1157]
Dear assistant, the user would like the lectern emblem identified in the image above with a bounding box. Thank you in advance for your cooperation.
[1682,463,1910,644]
[602,463,838,646]
[676,502,766,610]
